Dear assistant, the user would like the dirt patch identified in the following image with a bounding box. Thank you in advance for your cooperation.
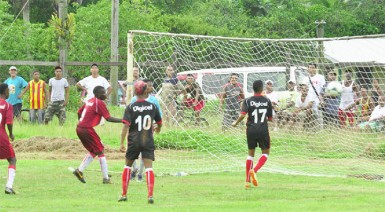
[13,136,125,160]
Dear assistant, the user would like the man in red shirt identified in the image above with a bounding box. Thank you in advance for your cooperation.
[0,83,16,194]
[72,86,122,184]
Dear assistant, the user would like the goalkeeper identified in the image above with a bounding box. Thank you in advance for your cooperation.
[232,80,273,189]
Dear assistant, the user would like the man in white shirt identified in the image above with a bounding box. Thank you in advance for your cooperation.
[306,63,326,108]
[289,84,316,131]
[76,64,112,102]
[358,96,385,131]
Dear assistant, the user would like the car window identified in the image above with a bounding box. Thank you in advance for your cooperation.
[202,73,244,95]
[247,72,286,92]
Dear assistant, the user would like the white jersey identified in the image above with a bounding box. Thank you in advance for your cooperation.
[339,80,355,110]
[78,75,111,102]
[265,91,279,104]
[306,74,326,107]
[295,95,316,110]
[369,105,385,121]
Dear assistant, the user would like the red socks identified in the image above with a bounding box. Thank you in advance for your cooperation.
[145,168,155,197]
[121,166,131,196]
[245,156,253,182]
[254,154,268,173]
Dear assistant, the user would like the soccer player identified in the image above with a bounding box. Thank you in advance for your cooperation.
[120,79,162,182]
[119,80,162,204]
[72,86,122,184]
[0,83,17,194]
[182,74,205,125]
[232,80,273,189]
[18,70,47,124]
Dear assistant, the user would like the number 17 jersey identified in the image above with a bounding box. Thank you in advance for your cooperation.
[241,94,273,133]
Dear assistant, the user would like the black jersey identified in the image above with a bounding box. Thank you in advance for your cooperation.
[241,94,273,132]
[123,99,162,145]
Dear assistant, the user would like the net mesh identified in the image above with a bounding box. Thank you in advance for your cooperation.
[129,31,385,178]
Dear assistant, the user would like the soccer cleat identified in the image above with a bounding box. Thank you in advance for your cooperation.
[249,169,258,187]
[148,196,154,204]
[5,187,16,194]
[130,170,137,180]
[137,174,143,182]
[103,178,111,184]
[73,169,86,183]
[118,196,127,202]
[245,182,251,189]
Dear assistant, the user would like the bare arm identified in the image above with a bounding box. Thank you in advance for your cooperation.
[120,124,128,152]
[7,124,14,141]
[47,86,52,102]
[232,114,246,127]
[64,87,69,106]
[106,86,112,97]
[76,82,86,91]
[106,116,122,123]
[18,84,29,99]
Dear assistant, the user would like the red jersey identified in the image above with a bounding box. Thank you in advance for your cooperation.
[0,99,13,142]
[77,97,111,128]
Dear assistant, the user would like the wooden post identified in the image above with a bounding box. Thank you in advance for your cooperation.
[58,0,68,77]
[126,33,134,105]
[23,0,30,22]
[110,0,119,105]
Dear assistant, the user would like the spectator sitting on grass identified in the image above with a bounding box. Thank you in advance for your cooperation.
[357,96,385,132]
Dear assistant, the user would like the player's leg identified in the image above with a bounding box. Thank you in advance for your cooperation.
[95,151,111,184]
[44,102,53,124]
[137,153,145,182]
[245,129,257,188]
[58,101,66,126]
[37,109,45,125]
[119,145,139,202]
[30,109,37,124]
[130,160,138,180]
[5,157,16,194]
[143,158,155,204]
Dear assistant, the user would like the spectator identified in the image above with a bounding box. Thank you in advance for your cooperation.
[76,63,111,102]
[289,84,316,131]
[18,70,47,124]
[276,80,300,127]
[220,73,245,131]
[122,67,142,94]
[182,74,205,125]
[338,70,360,128]
[371,79,383,106]
[3,66,28,120]
[345,87,375,123]
[161,66,182,125]
[306,63,326,128]
[263,80,279,112]
[44,66,69,125]
[322,70,340,127]
[357,96,385,132]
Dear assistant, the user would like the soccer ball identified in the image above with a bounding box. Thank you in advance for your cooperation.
[326,81,343,97]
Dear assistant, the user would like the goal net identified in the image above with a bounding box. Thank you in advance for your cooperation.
[128,30,385,179]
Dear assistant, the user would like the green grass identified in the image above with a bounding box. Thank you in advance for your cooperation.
[0,159,384,211]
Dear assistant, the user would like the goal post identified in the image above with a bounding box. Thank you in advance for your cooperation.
[128,30,385,178]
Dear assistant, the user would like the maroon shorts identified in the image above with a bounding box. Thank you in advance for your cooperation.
[0,139,16,159]
[184,98,205,112]
[338,109,354,126]
[76,127,104,154]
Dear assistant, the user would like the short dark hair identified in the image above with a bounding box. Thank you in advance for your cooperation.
[54,66,62,70]
[308,63,317,68]
[231,73,239,77]
[33,70,40,74]
[91,63,98,67]
[93,86,105,95]
[187,73,194,77]
[142,78,152,83]
[253,80,263,93]
[345,69,353,73]
[0,83,8,95]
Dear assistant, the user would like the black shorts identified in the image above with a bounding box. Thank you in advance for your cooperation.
[12,103,22,117]
[246,127,270,150]
[125,136,155,161]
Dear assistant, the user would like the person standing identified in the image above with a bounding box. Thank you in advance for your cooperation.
[44,66,69,125]
[339,70,360,127]
[119,81,162,204]
[220,73,245,131]
[182,74,205,125]
[0,83,17,194]
[3,66,28,120]
[72,86,122,184]
[322,70,340,127]
[18,71,47,124]
[161,66,180,125]
[120,79,162,182]
[76,63,111,102]
[232,80,272,189]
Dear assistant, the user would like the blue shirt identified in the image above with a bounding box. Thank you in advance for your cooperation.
[131,95,162,118]
[4,76,28,105]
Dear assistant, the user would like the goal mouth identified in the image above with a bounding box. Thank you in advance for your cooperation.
[127,30,385,177]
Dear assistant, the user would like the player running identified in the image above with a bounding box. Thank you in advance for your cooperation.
[0,84,17,194]
[232,80,273,189]
[72,86,122,184]
[118,80,162,204]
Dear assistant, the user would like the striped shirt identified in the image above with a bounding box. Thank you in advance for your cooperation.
[28,80,46,109]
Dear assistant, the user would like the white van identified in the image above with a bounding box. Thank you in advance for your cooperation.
[175,66,307,100]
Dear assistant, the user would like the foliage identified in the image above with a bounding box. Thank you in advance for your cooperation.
[49,12,76,48]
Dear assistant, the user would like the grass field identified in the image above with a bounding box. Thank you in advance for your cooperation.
[2,108,385,211]
[1,159,385,211]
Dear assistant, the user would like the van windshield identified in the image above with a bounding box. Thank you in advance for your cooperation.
[202,73,244,95]
[247,72,286,92]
